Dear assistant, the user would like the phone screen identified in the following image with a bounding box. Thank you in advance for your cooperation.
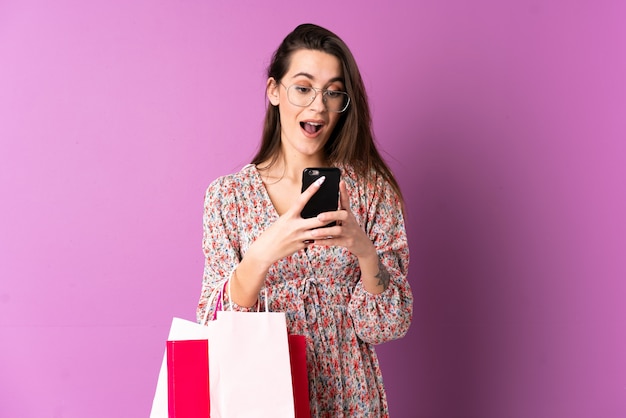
[300,167,340,226]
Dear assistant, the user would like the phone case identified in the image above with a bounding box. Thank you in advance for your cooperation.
[300,167,340,226]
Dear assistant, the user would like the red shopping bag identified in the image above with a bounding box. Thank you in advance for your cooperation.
[150,317,213,418]
[288,335,311,418]
[166,340,209,418]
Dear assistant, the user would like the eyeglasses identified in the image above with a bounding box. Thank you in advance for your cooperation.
[280,82,350,113]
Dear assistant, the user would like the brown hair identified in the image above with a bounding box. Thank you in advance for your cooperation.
[251,23,403,201]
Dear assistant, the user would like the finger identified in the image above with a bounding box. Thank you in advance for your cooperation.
[339,180,350,210]
[315,211,343,226]
[311,224,342,238]
[293,175,325,213]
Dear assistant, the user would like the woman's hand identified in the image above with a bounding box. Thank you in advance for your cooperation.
[244,176,333,270]
[231,176,332,306]
[311,181,387,294]
[310,180,377,259]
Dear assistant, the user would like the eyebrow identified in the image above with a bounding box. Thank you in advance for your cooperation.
[290,72,345,84]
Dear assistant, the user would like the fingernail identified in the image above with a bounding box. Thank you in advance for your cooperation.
[314,176,326,186]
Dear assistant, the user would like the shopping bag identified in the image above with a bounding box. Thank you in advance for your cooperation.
[150,281,226,418]
[166,340,209,417]
[150,317,212,418]
[288,334,311,418]
[209,309,295,417]
[207,279,295,417]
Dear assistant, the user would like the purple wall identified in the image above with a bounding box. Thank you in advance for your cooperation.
[1,1,625,417]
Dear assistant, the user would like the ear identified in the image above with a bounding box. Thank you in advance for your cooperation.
[266,78,280,106]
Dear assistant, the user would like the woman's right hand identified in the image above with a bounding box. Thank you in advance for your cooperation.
[248,175,329,267]
[229,176,328,306]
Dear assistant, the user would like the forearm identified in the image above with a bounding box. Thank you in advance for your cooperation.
[229,246,273,308]
[349,278,413,344]
[349,252,413,344]
[358,245,390,295]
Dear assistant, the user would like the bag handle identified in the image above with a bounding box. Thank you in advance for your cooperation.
[200,278,229,325]
[201,267,269,325]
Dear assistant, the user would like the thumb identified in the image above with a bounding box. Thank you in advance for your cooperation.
[339,180,350,210]
[293,175,325,213]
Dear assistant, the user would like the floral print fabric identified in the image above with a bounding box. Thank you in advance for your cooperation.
[197,164,413,417]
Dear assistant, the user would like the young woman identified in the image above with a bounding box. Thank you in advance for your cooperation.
[197,23,413,417]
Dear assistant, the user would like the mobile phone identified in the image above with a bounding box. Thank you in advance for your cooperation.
[300,167,340,226]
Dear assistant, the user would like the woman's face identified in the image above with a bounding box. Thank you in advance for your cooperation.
[267,49,345,163]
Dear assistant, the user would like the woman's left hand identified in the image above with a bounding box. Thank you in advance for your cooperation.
[310,181,377,259]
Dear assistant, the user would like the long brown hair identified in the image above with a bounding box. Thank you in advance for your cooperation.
[251,23,403,201]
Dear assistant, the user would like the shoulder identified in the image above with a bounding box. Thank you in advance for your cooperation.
[205,164,256,193]
[339,164,404,223]
[339,164,396,196]
[204,164,258,203]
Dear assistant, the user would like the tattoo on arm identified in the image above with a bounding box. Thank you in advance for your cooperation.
[375,260,391,290]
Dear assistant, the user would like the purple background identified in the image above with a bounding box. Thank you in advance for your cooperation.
[1,1,625,417]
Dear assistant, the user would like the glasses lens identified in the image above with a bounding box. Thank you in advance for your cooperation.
[287,85,350,113]
[324,90,349,113]
[288,85,315,107]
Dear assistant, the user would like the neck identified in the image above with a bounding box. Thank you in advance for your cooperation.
[259,151,329,183]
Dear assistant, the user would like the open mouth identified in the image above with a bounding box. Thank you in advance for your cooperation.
[300,121,323,134]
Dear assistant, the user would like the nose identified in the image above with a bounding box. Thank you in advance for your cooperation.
[308,88,327,112]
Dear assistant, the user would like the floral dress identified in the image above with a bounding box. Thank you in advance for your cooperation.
[197,164,413,417]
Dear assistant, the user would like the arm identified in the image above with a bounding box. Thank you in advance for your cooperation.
[196,177,254,323]
[313,172,413,344]
[347,175,413,344]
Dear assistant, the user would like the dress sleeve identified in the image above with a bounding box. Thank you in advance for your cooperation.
[348,174,414,345]
[196,177,255,324]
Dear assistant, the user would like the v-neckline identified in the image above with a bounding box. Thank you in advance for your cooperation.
[248,164,320,268]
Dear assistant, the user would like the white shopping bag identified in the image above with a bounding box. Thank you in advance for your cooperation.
[149,317,212,418]
[150,281,225,418]
[209,309,295,418]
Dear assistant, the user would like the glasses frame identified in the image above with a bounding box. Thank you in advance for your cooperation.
[280,82,350,113]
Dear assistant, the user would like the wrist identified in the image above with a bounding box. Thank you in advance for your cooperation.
[229,266,261,308]
[244,242,275,272]
[357,242,378,264]
[357,246,391,295]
